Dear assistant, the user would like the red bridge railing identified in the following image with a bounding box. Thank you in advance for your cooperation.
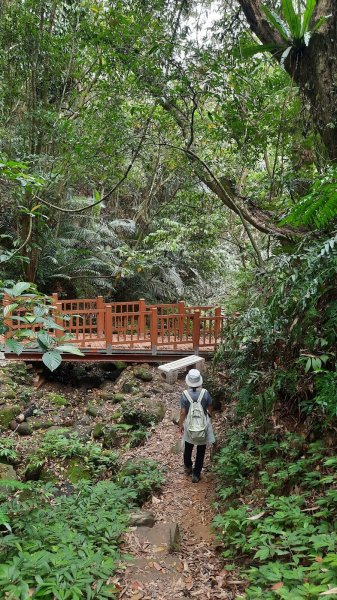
[4,294,224,355]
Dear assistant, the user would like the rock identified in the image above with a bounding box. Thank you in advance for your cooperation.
[112,361,128,370]
[46,393,69,407]
[24,463,44,481]
[102,426,119,449]
[122,381,135,394]
[92,423,104,439]
[134,368,153,382]
[16,413,25,423]
[100,391,125,404]
[6,362,33,385]
[142,391,152,398]
[0,462,17,493]
[66,458,91,483]
[73,425,93,441]
[86,405,99,417]
[17,423,32,436]
[121,398,165,426]
[129,510,155,528]
[134,523,180,551]
[30,420,53,430]
[160,382,175,393]
[0,405,21,429]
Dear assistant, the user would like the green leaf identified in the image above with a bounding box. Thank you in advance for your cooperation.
[301,0,316,36]
[42,351,62,371]
[305,357,312,372]
[37,331,55,350]
[5,338,24,355]
[311,14,331,34]
[11,282,32,297]
[3,303,18,317]
[234,43,283,59]
[55,345,84,356]
[282,0,301,38]
[261,5,291,41]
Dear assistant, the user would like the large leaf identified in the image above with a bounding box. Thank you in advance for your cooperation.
[234,43,283,59]
[301,0,316,36]
[4,282,32,298]
[37,331,55,350]
[3,303,18,317]
[55,344,85,356]
[282,0,301,39]
[261,5,291,41]
[42,351,62,372]
[5,338,24,355]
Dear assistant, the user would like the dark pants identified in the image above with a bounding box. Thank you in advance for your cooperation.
[184,441,206,477]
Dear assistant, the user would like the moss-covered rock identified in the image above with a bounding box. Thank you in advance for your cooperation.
[30,420,54,430]
[0,405,21,429]
[5,362,33,385]
[46,393,69,407]
[122,381,136,394]
[92,423,104,439]
[0,462,17,494]
[134,368,153,382]
[86,405,99,417]
[16,423,32,436]
[102,426,119,449]
[66,459,91,483]
[113,361,128,370]
[121,398,165,426]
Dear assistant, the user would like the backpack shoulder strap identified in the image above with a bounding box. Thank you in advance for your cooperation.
[183,390,193,403]
[197,388,206,403]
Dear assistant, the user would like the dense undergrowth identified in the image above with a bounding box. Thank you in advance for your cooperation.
[212,234,337,599]
[0,432,164,599]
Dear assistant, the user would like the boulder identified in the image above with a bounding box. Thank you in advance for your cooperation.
[129,510,155,528]
[6,362,33,385]
[0,462,17,494]
[16,423,33,436]
[0,405,21,429]
[121,398,165,426]
[134,368,153,382]
[73,425,93,441]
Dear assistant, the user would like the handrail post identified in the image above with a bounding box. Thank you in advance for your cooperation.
[150,307,158,355]
[214,306,221,341]
[105,303,112,353]
[55,301,63,339]
[192,310,200,355]
[96,295,104,336]
[178,300,185,338]
[139,298,146,338]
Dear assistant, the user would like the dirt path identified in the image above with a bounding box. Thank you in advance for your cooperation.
[113,380,236,600]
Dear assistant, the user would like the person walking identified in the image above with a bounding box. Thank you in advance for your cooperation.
[178,368,215,483]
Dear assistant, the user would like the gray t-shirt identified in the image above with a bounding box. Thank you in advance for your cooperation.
[180,387,213,416]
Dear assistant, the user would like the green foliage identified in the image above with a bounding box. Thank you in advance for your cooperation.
[3,282,83,370]
[0,439,18,464]
[0,481,135,599]
[283,168,337,229]
[117,459,164,505]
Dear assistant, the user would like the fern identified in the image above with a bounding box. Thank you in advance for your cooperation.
[283,168,337,229]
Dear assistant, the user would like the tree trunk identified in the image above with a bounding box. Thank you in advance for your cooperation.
[238,0,337,160]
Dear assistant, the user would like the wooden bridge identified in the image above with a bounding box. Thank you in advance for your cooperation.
[3,295,225,362]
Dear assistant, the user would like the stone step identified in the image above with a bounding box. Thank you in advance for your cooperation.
[133,522,180,552]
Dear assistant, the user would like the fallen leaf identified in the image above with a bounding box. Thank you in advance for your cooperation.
[315,556,323,563]
[247,511,266,521]
[271,582,284,591]
[152,496,161,504]
[320,589,337,596]
[153,561,163,571]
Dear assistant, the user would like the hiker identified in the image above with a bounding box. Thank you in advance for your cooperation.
[178,368,215,483]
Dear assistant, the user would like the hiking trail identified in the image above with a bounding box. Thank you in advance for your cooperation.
[113,377,238,600]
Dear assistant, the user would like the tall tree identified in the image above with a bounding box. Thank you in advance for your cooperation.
[238,0,337,160]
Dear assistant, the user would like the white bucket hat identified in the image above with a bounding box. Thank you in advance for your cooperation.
[185,368,203,388]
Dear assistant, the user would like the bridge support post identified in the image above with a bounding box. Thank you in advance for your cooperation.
[105,303,113,353]
[178,300,185,338]
[97,296,104,336]
[192,310,200,355]
[214,306,221,341]
[138,298,146,338]
[150,307,158,355]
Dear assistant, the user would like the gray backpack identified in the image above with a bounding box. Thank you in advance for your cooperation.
[184,389,208,444]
